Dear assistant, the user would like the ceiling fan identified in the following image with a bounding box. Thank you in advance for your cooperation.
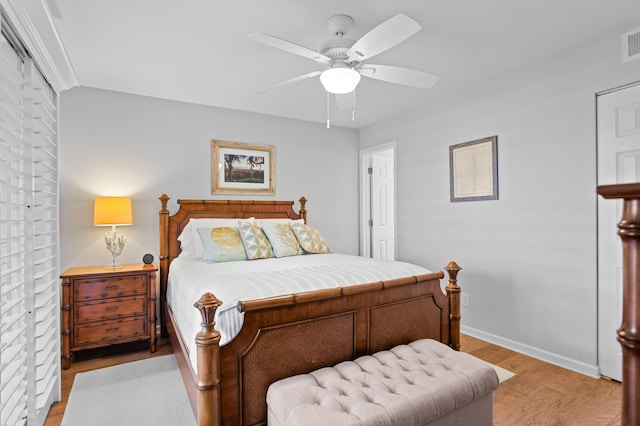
[248,13,439,95]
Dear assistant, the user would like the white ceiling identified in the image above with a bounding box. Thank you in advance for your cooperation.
[45,0,640,129]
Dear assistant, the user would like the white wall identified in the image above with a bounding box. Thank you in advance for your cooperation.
[59,87,360,272]
[359,29,640,375]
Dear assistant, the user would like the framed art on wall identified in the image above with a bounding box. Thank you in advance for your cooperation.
[449,136,498,202]
[211,140,275,195]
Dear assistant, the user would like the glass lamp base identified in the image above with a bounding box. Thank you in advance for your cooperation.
[104,263,123,269]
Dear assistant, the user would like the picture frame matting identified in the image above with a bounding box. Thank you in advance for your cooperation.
[449,136,498,202]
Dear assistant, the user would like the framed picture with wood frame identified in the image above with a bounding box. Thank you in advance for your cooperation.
[211,140,275,195]
[449,136,498,202]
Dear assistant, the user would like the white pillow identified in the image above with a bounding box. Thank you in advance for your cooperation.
[255,218,304,225]
[178,218,246,259]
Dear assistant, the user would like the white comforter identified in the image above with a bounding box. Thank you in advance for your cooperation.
[167,253,431,369]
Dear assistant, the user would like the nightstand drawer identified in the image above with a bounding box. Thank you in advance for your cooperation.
[74,274,146,301]
[74,316,148,346]
[75,295,147,323]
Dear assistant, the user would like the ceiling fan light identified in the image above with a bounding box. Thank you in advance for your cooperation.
[320,67,361,94]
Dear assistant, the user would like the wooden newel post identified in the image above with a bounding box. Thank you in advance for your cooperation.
[194,293,223,426]
[445,261,462,351]
[598,183,640,426]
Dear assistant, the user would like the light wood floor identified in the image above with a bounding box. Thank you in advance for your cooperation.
[462,334,622,426]
[44,334,622,425]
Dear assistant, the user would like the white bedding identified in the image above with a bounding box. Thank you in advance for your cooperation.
[167,253,431,370]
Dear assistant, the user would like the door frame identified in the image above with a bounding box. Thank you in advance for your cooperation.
[596,80,640,380]
[359,141,397,258]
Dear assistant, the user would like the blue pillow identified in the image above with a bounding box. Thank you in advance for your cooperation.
[196,227,247,262]
[261,222,303,258]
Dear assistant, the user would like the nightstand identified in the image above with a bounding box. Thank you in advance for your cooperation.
[60,263,157,369]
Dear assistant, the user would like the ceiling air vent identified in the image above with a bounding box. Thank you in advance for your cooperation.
[622,28,640,62]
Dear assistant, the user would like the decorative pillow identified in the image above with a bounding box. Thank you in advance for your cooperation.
[178,219,243,259]
[261,222,304,258]
[291,222,332,254]
[238,222,274,260]
[195,227,247,262]
[178,217,249,260]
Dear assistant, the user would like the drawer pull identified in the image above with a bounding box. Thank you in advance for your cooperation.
[105,307,119,312]
[105,285,119,290]
[105,328,119,333]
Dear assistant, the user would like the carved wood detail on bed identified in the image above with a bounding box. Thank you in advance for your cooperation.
[158,194,462,426]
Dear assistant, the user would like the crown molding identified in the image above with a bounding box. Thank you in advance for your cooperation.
[1,0,78,92]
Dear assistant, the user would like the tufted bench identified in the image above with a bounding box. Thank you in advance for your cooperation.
[266,339,499,426]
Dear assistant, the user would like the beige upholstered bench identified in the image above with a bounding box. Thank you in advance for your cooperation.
[267,339,499,426]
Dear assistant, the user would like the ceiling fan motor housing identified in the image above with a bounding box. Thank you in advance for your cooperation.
[327,14,354,37]
[320,38,356,62]
[321,14,360,66]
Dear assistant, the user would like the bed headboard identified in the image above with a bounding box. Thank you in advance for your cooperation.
[157,194,307,328]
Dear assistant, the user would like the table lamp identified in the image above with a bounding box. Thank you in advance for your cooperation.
[94,197,133,268]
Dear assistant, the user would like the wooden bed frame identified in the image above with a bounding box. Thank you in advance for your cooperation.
[158,194,463,426]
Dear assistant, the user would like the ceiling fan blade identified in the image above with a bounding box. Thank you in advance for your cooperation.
[248,33,331,64]
[360,64,439,88]
[347,14,421,62]
[258,71,322,94]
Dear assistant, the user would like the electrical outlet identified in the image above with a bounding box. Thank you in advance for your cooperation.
[461,293,470,307]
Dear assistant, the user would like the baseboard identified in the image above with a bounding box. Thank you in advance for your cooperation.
[461,325,601,379]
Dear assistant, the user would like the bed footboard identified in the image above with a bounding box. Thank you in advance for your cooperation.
[191,262,462,426]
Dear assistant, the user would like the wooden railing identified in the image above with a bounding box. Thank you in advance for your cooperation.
[597,183,640,426]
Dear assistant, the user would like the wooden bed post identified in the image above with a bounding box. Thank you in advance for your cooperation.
[445,261,462,351]
[598,183,640,426]
[159,194,170,336]
[194,293,223,426]
[299,196,307,223]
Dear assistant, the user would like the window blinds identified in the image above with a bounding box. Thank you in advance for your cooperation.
[0,15,59,426]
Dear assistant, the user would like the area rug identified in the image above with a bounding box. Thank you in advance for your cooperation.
[62,354,515,425]
[62,355,196,426]
[492,364,516,383]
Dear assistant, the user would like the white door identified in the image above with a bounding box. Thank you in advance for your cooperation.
[597,82,640,381]
[370,151,395,260]
[360,144,396,259]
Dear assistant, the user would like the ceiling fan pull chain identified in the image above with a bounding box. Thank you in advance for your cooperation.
[352,90,356,121]
[326,92,331,128]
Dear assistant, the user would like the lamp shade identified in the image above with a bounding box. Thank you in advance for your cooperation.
[320,67,361,94]
[93,197,133,226]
